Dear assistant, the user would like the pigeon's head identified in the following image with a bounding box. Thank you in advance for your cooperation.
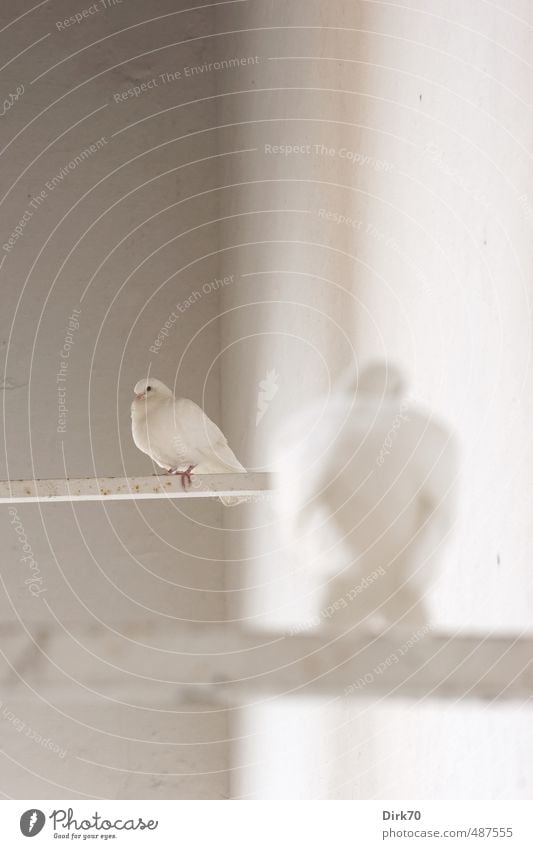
[133,378,173,403]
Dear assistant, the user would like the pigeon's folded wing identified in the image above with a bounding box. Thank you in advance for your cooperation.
[175,398,245,473]
[175,398,247,506]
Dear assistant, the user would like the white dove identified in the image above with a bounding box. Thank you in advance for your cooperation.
[270,362,458,627]
[131,378,247,506]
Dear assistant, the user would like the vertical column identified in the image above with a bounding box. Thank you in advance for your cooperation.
[215,0,377,798]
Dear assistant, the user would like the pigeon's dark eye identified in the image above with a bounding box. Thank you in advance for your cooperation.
[147,386,151,392]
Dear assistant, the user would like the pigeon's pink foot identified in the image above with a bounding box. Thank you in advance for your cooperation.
[168,464,195,489]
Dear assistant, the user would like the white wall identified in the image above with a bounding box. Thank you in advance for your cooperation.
[0,0,230,799]
[215,0,533,798]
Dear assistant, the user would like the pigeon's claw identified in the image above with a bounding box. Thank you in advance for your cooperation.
[180,464,195,488]
[169,464,196,489]
[180,465,195,489]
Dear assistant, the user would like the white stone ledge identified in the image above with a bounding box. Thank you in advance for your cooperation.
[2,624,532,702]
[0,473,271,503]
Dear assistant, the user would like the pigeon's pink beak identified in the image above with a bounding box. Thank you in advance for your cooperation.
[135,392,145,401]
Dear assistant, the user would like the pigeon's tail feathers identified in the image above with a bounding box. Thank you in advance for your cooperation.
[196,455,249,506]
[197,455,246,475]
[218,451,247,475]
[212,460,250,506]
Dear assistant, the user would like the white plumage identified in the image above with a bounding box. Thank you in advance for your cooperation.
[130,378,246,506]
[270,362,458,628]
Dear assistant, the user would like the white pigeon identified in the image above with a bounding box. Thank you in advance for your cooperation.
[131,378,247,506]
[270,362,458,628]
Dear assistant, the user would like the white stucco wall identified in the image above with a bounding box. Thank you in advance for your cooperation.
[0,0,230,799]
[215,0,533,799]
